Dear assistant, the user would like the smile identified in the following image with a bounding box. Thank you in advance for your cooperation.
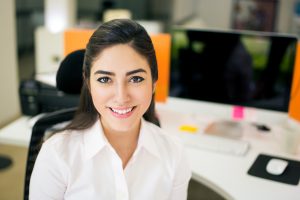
[110,107,134,115]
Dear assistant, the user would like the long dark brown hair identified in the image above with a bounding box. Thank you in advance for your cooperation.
[64,19,160,131]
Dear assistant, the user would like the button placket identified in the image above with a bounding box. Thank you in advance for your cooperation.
[110,150,129,200]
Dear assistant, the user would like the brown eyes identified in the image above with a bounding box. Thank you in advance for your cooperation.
[97,76,144,84]
[97,77,111,83]
[130,76,144,83]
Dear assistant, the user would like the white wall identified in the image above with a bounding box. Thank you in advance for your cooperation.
[0,0,21,127]
[174,0,295,33]
[171,0,197,23]
[170,0,232,29]
[277,0,295,33]
[45,0,77,33]
[197,0,232,29]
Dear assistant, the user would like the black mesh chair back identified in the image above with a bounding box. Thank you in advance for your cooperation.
[23,107,77,200]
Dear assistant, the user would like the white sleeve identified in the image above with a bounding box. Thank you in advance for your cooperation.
[169,146,192,200]
[29,140,68,200]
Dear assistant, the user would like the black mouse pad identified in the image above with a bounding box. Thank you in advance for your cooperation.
[247,154,300,185]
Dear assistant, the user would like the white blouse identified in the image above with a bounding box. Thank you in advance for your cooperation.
[29,118,191,200]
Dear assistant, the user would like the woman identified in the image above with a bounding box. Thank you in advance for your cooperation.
[30,19,191,200]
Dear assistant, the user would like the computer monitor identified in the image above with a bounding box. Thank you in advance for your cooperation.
[170,28,298,112]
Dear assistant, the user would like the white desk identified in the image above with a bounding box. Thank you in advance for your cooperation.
[1,97,300,200]
[0,117,31,147]
[156,97,300,200]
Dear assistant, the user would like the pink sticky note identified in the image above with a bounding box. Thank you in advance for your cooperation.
[232,106,244,120]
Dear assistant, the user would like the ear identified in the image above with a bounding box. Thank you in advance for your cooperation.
[152,82,157,94]
[83,72,91,91]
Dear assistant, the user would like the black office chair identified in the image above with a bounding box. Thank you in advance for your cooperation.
[23,49,85,200]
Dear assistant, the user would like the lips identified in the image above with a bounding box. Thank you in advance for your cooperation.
[109,106,136,118]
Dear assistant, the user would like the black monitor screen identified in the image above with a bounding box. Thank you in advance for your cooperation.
[170,28,298,112]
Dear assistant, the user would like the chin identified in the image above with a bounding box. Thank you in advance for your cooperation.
[102,115,141,133]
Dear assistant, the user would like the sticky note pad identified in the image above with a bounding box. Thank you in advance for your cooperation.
[179,125,198,133]
[232,106,244,120]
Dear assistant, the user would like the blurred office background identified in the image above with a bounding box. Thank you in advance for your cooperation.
[4,0,300,125]
[1,0,300,199]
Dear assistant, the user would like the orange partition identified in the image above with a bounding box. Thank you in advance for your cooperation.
[64,29,94,56]
[150,34,171,102]
[64,29,170,102]
[288,42,300,123]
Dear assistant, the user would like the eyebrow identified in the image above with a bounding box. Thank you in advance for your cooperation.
[94,68,147,76]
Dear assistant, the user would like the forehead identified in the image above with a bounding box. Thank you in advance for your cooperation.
[91,44,150,73]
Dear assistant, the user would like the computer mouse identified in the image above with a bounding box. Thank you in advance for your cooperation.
[266,158,288,175]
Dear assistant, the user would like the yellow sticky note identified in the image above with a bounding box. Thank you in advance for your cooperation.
[179,125,198,133]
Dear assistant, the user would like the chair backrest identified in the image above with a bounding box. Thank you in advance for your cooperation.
[56,49,85,94]
[24,107,77,200]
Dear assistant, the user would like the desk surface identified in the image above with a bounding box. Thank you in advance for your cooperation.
[1,97,300,200]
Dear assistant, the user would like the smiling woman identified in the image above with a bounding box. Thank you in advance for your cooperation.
[29,19,191,200]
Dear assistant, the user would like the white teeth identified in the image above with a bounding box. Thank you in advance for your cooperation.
[111,107,133,115]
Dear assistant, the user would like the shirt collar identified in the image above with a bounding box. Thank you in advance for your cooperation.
[83,118,162,161]
[83,119,108,160]
[138,118,162,161]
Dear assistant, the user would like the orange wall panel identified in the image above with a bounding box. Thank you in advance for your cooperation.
[150,34,171,102]
[64,29,93,56]
[288,42,300,122]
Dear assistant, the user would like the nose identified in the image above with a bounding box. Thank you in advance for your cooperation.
[114,82,130,104]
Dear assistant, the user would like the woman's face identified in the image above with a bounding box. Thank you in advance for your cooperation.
[89,44,154,133]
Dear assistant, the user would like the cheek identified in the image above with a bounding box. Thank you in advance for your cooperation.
[133,85,153,107]
[90,84,111,111]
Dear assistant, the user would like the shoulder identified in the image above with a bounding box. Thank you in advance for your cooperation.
[143,120,184,158]
[41,129,84,161]
[143,120,191,181]
[145,121,183,145]
[45,129,82,147]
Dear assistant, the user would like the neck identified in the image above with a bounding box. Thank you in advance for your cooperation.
[100,119,141,168]
[101,120,140,145]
